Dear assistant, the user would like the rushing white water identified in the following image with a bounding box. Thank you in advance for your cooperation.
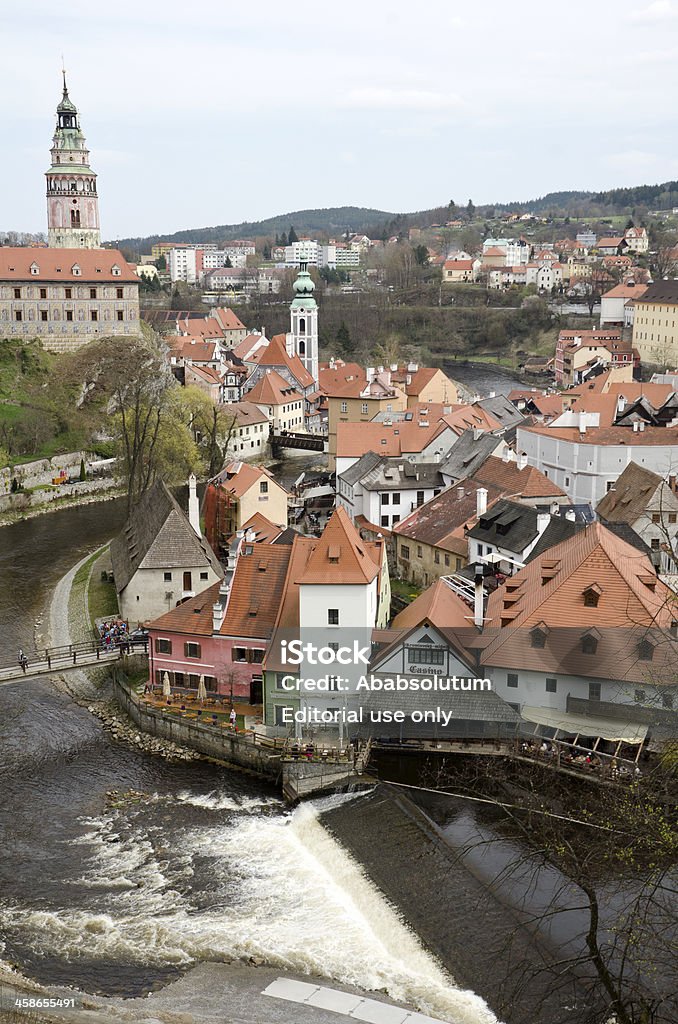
[0,792,497,1024]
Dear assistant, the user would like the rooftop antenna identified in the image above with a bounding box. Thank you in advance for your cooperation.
[61,55,67,94]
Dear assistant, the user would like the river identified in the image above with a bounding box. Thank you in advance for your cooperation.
[0,490,497,1024]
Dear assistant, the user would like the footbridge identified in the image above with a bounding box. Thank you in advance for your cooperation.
[270,430,328,456]
[0,639,141,686]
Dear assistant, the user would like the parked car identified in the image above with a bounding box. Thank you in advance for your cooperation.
[128,628,149,649]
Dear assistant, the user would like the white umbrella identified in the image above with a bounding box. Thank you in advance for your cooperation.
[162,672,172,699]
[197,675,207,702]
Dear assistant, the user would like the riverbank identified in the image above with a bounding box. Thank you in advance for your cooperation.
[0,484,125,528]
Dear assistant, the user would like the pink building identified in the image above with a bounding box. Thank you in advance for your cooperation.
[147,533,293,705]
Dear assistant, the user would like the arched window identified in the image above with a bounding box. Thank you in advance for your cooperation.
[299,340,306,355]
[299,317,306,334]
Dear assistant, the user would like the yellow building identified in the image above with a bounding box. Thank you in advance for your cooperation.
[632,281,678,366]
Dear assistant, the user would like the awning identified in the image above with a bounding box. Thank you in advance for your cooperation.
[521,706,648,745]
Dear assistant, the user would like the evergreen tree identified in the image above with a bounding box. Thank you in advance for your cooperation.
[280,231,288,246]
[263,243,271,260]
[79,458,86,481]
[288,226,299,244]
[225,256,233,268]
[335,321,353,355]
[467,199,475,220]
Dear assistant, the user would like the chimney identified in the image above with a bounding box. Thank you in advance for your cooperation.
[488,391,496,399]
[550,501,559,516]
[565,508,576,522]
[188,473,201,536]
[502,447,511,463]
[537,512,550,535]
[639,421,646,432]
[579,412,587,435]
[476,487,488,517]
[473,426,483,441]
[633,421,639,432]
[518,452,528,471]
[457,485,465,500]
[212,579,230,632]
[474,564,484,628]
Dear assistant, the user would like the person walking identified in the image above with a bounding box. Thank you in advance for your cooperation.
[18,649,27,673]
[229,707,237,729]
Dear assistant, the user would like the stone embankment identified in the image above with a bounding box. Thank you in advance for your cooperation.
[86,696,202,762]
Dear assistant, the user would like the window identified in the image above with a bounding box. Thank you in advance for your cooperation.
[444,554,450,567]
[40,311,48,321]
[651,538,660,550]
[89,288,97,299]
[652,513,661,524]
[581,633,598,655]
[361,403,368,414]
[545,677,557,693]
[275,705,292,726]
[340,401,348,413]
[669,513,677,524]
[154,638,172,654]
[589,682,601,701]
[408,645,445,665]
[392,492,400,504]
[14,311,22,322]
[233,648,248,662]
[381,493,389,505]
[163,572,172,582]
[13,288,20,299]
[328,609,339,625]
[200,571,209,581]
[40,288,47,299]
[507,673,518,688]
[381,515,389,527]
[65,288,72,299]
[116,287,124,299]
[434,551,440,564]
[184,642,202,659]
[416,490,425,507]
[401,544,410,560]
[417,545,423,558]
[260,481,268,494]
[91,310,98,321]
[66,310,73,322]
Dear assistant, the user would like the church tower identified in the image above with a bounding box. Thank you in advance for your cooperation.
[46,73,101,249]
[288,264,318,385]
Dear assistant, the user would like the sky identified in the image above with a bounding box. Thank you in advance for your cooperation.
[2,0,678,240]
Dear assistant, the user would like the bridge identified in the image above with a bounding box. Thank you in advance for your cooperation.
[0,639,143,686]
[270,430,328,456]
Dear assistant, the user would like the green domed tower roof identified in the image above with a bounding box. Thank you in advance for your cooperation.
[291,265,317,308]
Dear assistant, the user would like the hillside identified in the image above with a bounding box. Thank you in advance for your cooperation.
[113,206,396,251]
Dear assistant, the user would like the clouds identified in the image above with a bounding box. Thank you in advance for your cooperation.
[342,88,463,112]
[628,0,677,22]
[1,0,678,237]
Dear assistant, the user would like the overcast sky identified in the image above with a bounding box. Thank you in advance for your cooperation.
[3,0,678,240]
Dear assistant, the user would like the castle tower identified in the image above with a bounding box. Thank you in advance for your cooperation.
[288,263,318,385]
[46,73,101,248]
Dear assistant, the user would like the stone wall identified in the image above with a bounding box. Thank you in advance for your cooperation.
[0,475,120,514]
[112,673,281,781]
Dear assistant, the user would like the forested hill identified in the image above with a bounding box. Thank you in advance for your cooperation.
[112,180,678,253]
[114,207,397,251]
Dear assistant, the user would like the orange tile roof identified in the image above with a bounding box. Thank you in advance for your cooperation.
[246,368,303,406]
[231,334,268,361]
[176,340,218,362]
[212,307,247,331]
[336,419,448,458]
[481,523,677,681]
[212,461,281,499]
[241,512,285,544]
[296,506,380,585]
[255,334,315,389]
[472,456,566,499]
[229,400,269,426]
[597,237,624,247]
[177,319,224,339]
[602,282,648,300]
[0,247,138,282]
[392,579,473,631]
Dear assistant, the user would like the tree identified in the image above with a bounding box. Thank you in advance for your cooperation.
[279,231,288,247]
[372,333,402,366]
[179,386,239,478]
[79,457,86,482]
[467,199,476,220]
[335,321,354,356]
[650,230,678,280]
[225,256,233,268]
[73,335,198,513]
[263,243,271,261]
[414,244,430,267]
[288,226,298,244]
[154,254,167,271]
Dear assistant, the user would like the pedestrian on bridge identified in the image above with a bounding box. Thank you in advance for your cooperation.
[18,649,28,673]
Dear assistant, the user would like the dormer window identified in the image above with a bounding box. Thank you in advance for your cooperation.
[71,264,81,276]
[111,264,121,276]
[30,263,39,276]
[583,585,601,608]
[581,631,599,655]
[530,626,548,649]
[637,638,654,662]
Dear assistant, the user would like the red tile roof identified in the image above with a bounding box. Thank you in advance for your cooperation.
[296,506,380,585]
[0,247,138,282]
[246,369,303,406]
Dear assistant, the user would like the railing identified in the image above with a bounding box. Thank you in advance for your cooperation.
[0,638,140,683]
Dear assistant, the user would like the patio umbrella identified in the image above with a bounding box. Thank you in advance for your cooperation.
[197,675,208,702]
[162,672,171,699]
